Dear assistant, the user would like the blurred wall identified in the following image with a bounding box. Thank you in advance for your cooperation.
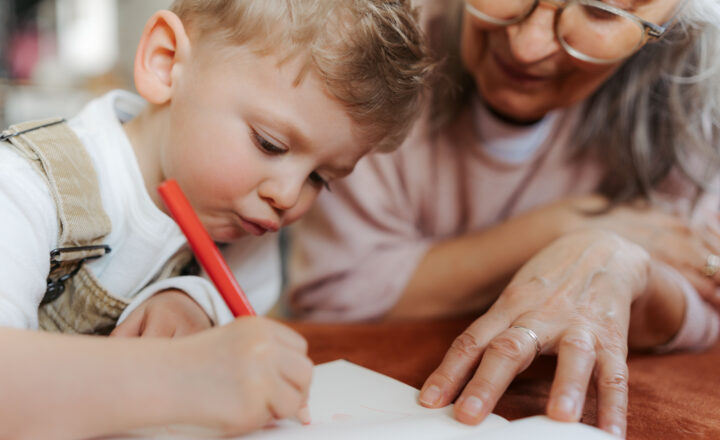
[117,0,173,92]
[2,0,172,126]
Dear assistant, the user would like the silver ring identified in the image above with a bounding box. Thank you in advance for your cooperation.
[512,325,542,358]
[703,254,720,277]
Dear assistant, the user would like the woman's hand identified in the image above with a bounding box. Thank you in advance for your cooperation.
[418,230,650,438]
[110,289,212,338]
[567,196,720,308]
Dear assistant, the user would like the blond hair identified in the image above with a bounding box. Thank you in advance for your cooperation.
[170,0,434,152]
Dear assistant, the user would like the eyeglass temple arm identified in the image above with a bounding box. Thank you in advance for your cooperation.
[650,0,690,38]
[645,21,666,39]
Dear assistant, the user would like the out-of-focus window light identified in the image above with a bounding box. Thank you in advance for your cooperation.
[56,0,117,77]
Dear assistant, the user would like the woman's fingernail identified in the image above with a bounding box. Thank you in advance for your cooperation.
[459,396,484,417]
[609,425,623,437]
[420,385,442,406]
[550,395,576,418]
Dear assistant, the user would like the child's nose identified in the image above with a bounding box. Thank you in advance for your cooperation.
[505,6,561,64]
[259,178,303,212]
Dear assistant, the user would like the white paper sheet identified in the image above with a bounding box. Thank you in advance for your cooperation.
[107,360,613,440]
[241,360,509,440]
[453,416,617,440]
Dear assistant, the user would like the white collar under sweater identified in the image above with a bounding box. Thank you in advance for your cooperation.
[472,95,560,165]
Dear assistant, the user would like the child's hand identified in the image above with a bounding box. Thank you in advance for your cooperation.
[111,289,212,338]
[173,317,313,435]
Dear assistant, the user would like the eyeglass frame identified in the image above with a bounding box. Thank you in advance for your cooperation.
[464,0,686,64]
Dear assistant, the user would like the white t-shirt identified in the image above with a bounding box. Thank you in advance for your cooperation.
[473,96,560,164]
[0,90,280,329]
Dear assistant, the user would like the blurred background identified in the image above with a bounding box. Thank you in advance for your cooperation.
[0,0,171,127]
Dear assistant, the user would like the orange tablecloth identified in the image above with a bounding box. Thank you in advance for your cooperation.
[288,317,720,440]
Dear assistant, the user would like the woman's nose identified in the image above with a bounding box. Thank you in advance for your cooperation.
[505,6,562,64]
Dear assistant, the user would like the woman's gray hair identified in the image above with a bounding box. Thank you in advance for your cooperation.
[432,0,720,204]
[580,0,720,203]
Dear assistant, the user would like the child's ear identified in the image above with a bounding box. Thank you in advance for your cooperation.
[133,10,191,105]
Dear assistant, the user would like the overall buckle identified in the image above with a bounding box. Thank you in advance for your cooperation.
[43,244,111,304]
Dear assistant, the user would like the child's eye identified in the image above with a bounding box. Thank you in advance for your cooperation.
[309,172,331,191]
[251,129,287,155]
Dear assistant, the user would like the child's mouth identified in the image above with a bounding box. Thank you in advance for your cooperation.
[236,216,278,236]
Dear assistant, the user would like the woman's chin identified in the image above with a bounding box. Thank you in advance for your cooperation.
[481,91,552,124]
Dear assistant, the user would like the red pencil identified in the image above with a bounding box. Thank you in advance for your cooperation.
[158,179,256,317]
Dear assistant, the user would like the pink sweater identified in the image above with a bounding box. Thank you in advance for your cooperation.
[288,98,719,352]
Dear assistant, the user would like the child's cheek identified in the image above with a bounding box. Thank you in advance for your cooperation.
[205,150,259,196]
[283,190,321,226]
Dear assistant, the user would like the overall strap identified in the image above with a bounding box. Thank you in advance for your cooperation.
[1,118,112,302]
[3,118,197,334]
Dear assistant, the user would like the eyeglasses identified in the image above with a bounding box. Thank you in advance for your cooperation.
[465,0,678,64]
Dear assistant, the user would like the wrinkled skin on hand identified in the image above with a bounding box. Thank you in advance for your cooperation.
[419,230,650,438]
[578,197,720,308]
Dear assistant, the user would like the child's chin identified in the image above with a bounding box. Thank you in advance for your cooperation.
[212,227,246,243]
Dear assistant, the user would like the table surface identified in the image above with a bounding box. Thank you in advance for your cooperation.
[288,317,720,440]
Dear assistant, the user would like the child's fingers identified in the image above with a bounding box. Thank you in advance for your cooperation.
[173,324,202,337]
[137,314,177,338]
[278,351,314,395]
[169,313,211,337]
[296,402,311,425]
[269,380,306,421]
[269,321,309,353]
[109,309,146,337]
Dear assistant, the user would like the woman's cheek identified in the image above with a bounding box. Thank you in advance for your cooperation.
[460,18,486,77]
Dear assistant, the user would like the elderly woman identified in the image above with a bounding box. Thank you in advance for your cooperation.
[288,0,720,437]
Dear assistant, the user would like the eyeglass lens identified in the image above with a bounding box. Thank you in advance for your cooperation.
[468,0,647,62]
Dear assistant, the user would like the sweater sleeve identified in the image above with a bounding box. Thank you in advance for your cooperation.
[653,262,719,353]
[648,171,720,350]
[0,148,58,329]
[288,152,433,321]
